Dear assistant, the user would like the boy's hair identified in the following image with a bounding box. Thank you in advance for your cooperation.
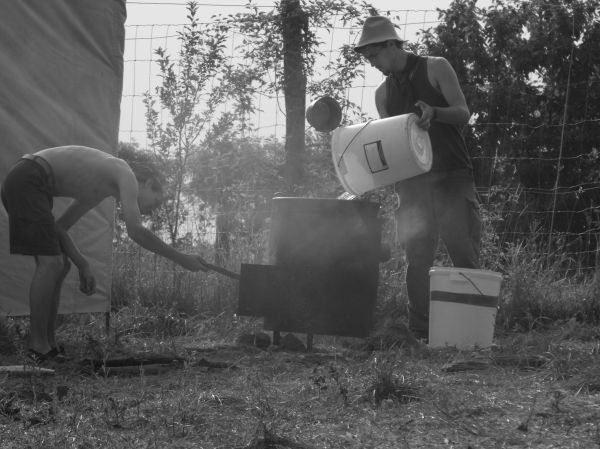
[118,145,165,193]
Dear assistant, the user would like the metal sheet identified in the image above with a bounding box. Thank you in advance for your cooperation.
[237,264,286,317]
[237,198,383,338]
[238,262,376,338]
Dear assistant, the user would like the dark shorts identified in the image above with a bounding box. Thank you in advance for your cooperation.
[1,156,61,256]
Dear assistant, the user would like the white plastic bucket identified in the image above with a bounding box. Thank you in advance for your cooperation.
[331,113,432,196]
[428,267,503,349]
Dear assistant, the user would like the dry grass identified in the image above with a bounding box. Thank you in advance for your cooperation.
[0,315,599,449]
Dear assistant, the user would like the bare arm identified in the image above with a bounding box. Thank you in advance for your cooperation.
[375,80,389,118]
[55,199,98,294]
[415,57,470,129]
[117,166,208,272]
[54,223,96,295]
[128,222,207,270]
[54,224,88,270]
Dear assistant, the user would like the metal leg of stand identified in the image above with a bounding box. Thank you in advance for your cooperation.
[273,330,281,346]
[306,333,313,351]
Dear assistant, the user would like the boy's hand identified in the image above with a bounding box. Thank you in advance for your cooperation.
[78,266,97,296]
[414,100,435,130]
[182,254,210,272]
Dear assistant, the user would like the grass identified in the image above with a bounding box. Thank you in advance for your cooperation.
[2,211,599,447]
[1,310,600,449]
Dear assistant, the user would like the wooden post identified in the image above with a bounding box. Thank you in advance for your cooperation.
[280,0,307,191]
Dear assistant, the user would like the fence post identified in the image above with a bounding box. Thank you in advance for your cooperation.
[280,0,307,191]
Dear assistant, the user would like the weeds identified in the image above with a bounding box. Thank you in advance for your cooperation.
[1,320,600,447]
[497,240,600,331]
[309,364,350,405]
[111,302,189,339]
[1,207,599,446]
[246,371,275,423]
[517,394,538,432]
[109,193,600,343]
[111,246,237,315]
[366,355,420,406]
[0,318,18,356]
[0,391,20,420]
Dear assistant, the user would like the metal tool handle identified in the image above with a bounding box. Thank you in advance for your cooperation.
[204,263,240,280]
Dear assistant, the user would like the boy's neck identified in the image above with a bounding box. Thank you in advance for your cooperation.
[391,49,409,72]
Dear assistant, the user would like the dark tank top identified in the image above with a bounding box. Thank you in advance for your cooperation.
[385,54,473,175]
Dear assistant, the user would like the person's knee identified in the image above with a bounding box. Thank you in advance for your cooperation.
[37,255,69,278]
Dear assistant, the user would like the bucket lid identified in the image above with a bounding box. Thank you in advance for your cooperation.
[306,96,342,132]
[429,267,503,281]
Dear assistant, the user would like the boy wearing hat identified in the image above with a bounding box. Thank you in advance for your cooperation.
[355,16,481,341]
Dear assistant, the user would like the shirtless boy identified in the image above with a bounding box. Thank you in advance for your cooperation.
[1,145,209,362]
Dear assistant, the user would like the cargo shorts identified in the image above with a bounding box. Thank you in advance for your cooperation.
[1,156,61,256]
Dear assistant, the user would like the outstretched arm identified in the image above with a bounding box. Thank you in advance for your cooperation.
[117,165,209,272]
[126,222,209,271]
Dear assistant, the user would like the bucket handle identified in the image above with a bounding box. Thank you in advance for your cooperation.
[335,120,373,167]
[456,271,486,296]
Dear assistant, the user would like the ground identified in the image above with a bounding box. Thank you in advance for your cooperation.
[0,316,599,449]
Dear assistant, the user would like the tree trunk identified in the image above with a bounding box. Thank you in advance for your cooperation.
[281,0,307,191]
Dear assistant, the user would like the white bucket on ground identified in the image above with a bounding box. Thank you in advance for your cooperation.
[331,113,432,196]
[428,267,503,349]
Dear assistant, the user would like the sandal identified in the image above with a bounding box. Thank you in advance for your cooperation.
[27,348,68,364]
[26,349,50,365]
[50,345,66,356]
[48,347,68,363]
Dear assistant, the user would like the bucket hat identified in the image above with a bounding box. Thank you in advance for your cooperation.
[306,96,342,132]
[354,16,403,51]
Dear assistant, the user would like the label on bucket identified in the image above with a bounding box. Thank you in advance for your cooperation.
[430,290,499,308]
[363,140,388,173]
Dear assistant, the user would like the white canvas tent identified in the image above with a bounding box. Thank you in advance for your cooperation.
[0,0,126,316]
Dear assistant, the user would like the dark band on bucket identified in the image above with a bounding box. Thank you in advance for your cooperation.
[430,291,499,308]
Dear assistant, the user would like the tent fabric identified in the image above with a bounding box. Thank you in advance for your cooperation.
[0,0,126,316]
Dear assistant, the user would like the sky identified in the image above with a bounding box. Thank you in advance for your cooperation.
[120,0,493,144]
[124,0,481,26]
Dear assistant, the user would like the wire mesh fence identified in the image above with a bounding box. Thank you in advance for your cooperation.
[117,4,600,280]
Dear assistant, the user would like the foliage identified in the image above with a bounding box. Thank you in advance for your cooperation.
[143,2,245,245]
[190,135,283,264]
[115,0,600,321]
[110,239,231,316]
[420,0,600,263]
[190,136,283,228]
[225,1,377,127]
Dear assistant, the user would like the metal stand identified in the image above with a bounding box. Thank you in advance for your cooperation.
[306,333,313,351]
[273,330,281,346]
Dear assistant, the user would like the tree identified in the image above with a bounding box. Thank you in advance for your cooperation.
[182,1,383,264]
[143,2,236,246]
[224,1,379,186]
[190,135,282,262]
[419,0,600,264]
